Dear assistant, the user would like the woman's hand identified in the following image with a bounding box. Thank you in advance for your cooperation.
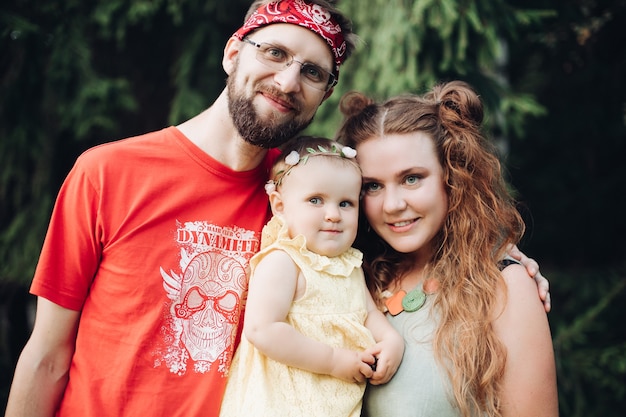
[363,332,404,385]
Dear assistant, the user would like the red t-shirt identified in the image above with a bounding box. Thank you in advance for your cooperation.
[31,127,279,417]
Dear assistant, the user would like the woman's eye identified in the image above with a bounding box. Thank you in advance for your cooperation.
[364,182,381,193]
[405,175,420,185]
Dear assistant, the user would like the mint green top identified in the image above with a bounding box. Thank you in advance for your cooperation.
[362,295,460,417]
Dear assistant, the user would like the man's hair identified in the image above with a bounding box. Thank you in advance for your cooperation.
[243,0,358,61]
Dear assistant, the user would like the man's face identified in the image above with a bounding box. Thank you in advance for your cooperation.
[226,24,334,148]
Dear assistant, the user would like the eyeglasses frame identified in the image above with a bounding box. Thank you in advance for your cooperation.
[242,37,337,92]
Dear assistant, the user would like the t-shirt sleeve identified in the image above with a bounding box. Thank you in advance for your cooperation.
[30,156,103,311]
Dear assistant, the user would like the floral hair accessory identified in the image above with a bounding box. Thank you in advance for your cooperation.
[268,144,357,193]
[341,146,357,158]
[284,150,301,165]
[297,144,356,165]
[264,181,277,195]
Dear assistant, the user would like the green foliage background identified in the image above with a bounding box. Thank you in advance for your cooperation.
[1,0,625,415]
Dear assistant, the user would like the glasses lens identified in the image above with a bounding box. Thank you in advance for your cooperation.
[257,43,289,65]
[301,63,330,86]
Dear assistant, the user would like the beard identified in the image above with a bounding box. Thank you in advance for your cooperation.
[227,72,315,149]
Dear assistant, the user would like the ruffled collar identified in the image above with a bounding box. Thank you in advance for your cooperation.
[261,216,363,277]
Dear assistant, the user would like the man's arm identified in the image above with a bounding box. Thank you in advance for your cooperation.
[5,297,80,417]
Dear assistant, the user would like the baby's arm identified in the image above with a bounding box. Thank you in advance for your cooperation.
[244,250,374,383]
[362,280,404,385]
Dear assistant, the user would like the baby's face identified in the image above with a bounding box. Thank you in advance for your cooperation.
[276,157,361,257]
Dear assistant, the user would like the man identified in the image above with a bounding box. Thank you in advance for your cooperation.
[6,1,356,416]
[5,1,547,416]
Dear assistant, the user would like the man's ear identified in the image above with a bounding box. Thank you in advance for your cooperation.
[322,86,334,102]
[223,37,242,75]
[268,191,285,217]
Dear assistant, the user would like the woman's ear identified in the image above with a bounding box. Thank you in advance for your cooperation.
[222,37,242,75]
[268,191,285,217]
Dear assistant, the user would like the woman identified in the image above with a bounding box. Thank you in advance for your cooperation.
[336,81,558,417]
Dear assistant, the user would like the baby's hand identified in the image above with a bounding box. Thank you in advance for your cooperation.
[364,335,404,385]
[329,348,375,383]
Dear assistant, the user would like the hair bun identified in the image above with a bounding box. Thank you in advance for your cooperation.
[433,81,484,126]
[339,91,375,117]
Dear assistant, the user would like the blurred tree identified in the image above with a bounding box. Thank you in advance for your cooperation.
[308,0,553,139]
[0,0,250,287]
[507,0,626,267]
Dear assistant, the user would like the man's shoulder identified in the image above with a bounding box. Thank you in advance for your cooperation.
[80,127,174,159]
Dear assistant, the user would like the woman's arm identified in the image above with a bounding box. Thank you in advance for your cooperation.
[5,297,80,417]
[493,264,559,417]
[243,250,374,382]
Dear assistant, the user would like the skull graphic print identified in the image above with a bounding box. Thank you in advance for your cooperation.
[156,222,256,376]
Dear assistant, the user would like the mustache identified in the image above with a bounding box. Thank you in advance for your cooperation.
[257,85,302,113]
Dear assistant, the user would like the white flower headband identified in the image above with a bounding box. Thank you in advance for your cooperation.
[265,144,357,195]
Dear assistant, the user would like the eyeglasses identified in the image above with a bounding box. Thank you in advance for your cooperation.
[242,38,337,91]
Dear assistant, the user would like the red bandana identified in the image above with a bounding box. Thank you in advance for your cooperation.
[233,0,346,77]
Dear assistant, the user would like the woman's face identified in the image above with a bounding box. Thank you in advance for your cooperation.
[357,132,449,258]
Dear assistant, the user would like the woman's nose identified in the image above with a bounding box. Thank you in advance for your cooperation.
[383,188,407,213]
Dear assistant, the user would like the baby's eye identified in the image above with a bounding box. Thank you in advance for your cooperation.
[339,201,354,208]
[309,197,322,205]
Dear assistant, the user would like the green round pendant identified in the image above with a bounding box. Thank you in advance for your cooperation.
[401,288,426,312]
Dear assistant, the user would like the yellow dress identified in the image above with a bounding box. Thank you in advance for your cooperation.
[219,216,376,417]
